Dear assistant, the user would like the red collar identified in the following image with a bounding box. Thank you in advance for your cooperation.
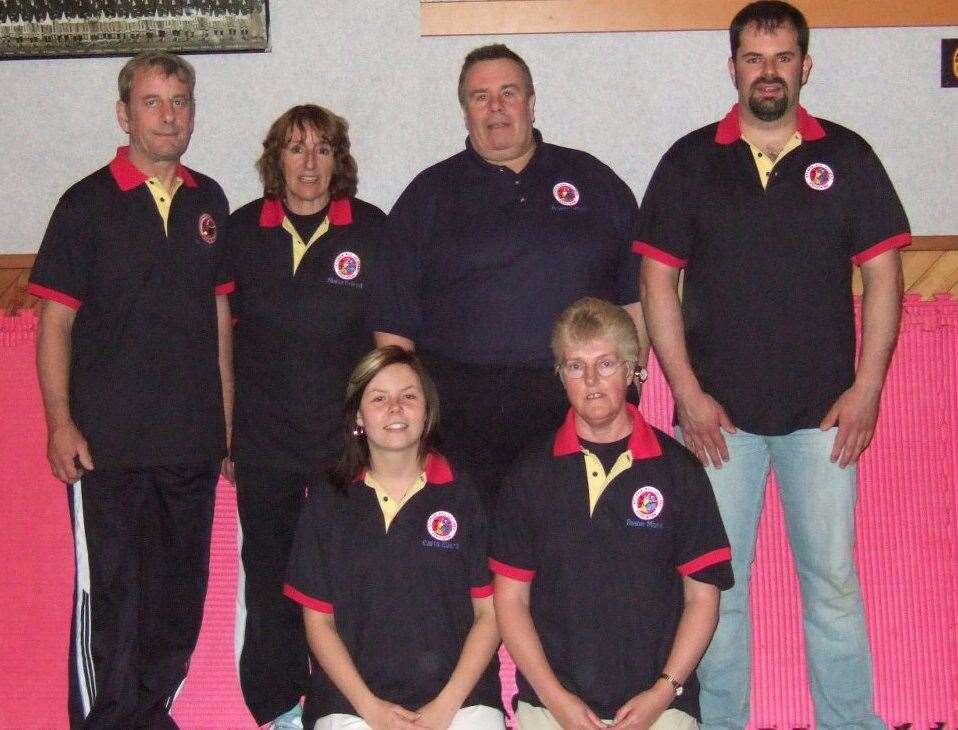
[553,404,662,460]
[108,146,197,191]
[714,103,826,145]
[356,452,454,485]
[259,196,353,228]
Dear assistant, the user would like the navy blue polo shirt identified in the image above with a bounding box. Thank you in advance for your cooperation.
[227,196,387,474]
[634,105,911,435]
[491,406,733,720]
[29,147,232,470]
[284,454,501,726]
[373,129,641,367]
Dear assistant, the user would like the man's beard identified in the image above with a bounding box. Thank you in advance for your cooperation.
[748,78,789,121]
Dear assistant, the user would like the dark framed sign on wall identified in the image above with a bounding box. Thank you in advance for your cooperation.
[0,1,269,60]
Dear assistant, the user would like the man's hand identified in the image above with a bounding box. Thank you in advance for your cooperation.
[611,683,673,728]
[47,420,93,483]
[820,384,881,468]
[414,696,459,729]
[675,389,736,468]
[548,690,607,729]
[360,697,421,730]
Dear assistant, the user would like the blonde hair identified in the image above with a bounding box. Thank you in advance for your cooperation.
[551,297,639,367]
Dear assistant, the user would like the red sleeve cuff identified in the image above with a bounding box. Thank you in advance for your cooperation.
[632,241,688,269]
[283,584,334,613]
[489,558,536,582]
[851,232,911,266]
[27,283,82,310]
[678,547,732,577]
[215,281,236,296]
[471,583,494,599]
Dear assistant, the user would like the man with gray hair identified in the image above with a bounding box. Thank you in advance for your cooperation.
[29,51,233,728]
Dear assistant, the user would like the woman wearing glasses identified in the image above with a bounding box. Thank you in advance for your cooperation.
[491,297,734,729]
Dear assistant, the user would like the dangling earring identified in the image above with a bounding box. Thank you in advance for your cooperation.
[352,423,365,438]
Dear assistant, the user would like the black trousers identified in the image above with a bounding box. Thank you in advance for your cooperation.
[234,463,310,725]
[67,464,217,730]
[419,351,569,511]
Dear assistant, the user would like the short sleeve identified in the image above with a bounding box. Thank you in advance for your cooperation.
[668,447,734,590]
[467,493,493,598]
[211,186,234,295]
[847,144,910,266]
[222,212,243,321]
[28,189,93,310]
[366,178,429,339]
[613,176,642,306]
[284,491,336,613]
[633,142,694,269]
[357,207,393,336]
[489,469,538,582]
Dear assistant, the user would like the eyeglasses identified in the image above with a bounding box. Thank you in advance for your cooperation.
[558,358,632,379]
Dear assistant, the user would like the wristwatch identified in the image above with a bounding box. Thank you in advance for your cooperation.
[658,672,684,696]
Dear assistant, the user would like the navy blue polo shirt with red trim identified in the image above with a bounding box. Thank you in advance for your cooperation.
[491,405,732,720]
[226,196,387,474]
[284,454,500,726]
[372,129,641,367]
[634,105,911,435]
[29,147,232,470]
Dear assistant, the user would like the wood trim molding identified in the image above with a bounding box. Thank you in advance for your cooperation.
[421,1,958,36]
[908,236,958,252]
[3,236,956,312]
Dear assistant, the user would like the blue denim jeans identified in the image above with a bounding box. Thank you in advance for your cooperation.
[676,427,884,730]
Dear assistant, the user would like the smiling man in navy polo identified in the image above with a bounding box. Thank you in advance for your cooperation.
[637,3,909,727]
[373,43,647,510]
[29,52,232,729]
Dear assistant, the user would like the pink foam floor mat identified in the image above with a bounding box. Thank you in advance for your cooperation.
[1,295,955,728]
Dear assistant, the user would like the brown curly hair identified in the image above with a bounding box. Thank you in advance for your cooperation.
[256,105,358,202]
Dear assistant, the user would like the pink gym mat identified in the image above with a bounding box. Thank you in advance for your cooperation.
[1,295,956,728]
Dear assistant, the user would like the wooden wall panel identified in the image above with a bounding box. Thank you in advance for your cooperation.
[4,238,956,312]
[421,0,958,36]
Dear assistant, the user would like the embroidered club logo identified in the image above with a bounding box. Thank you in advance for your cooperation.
[552,181,580,206]
[804,163,835,191]
[632,486,664,521]
[198,213,217,244]
[334,251,361,280]
[426,510,458,541]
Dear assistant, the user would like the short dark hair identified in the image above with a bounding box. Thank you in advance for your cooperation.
[328,347,443,491]
[256,104,358,202]
[457,43,535,105]
[118,51,195,104]
[730,1,809,58]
